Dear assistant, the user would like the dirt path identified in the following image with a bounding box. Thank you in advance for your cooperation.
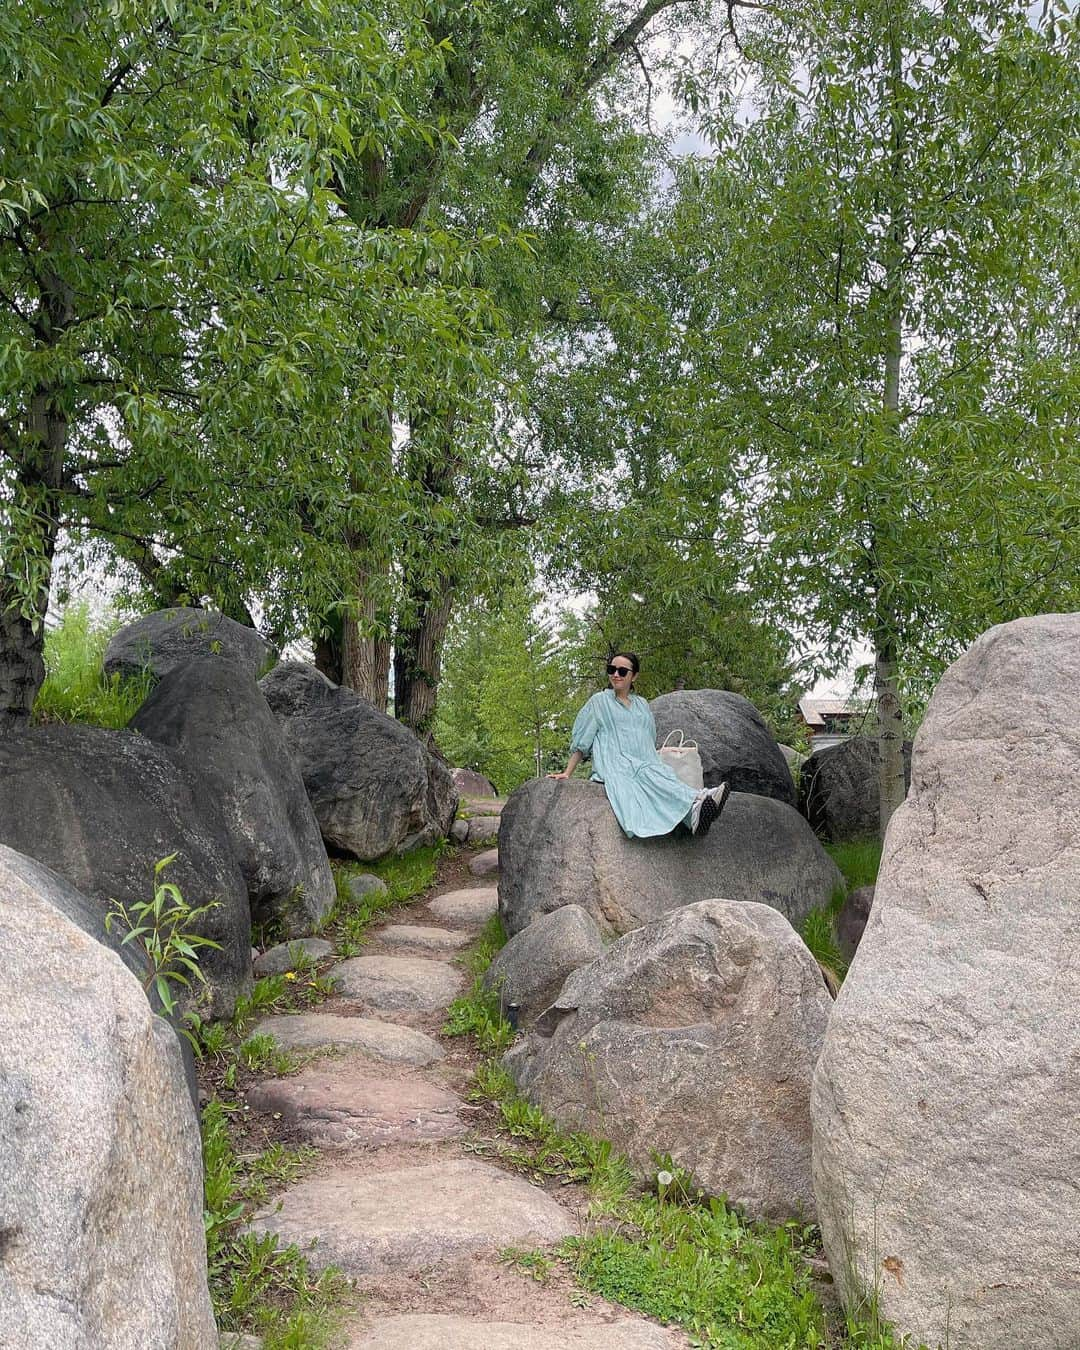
[240,844,689,1348]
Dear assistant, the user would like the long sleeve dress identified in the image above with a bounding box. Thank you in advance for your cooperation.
[569,689,698,839]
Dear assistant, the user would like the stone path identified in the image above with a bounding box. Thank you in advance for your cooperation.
[243,845,689,1348]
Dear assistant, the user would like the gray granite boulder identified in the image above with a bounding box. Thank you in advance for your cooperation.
[650,689,796,804]
[105,606,273,683]
[0,845,199,1103]
[0,850,217,1347]
[260,663,457,860]
[799,736,912,842]
[813,613,1080,1349]
[0,725,251,1017]
[131,657,335,936]
[507,899,831,1220]
[482,905,604,1026]
[499,778,842,938]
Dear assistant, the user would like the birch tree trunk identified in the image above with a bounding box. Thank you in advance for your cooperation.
[875,13,909,837]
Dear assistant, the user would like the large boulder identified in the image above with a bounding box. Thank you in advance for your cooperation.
[650,689,795,805]
[260,663,457,860]
[812,614,1080,1349]
[0,848,217,1347]
[798,735,912,842]
[105,606,274,683]
[0,725,251,1017]
[506,899,831,1221]
[498,778,842,938]
[451,767,497,798]
[131,657,335,936]
[482,905,604,1027]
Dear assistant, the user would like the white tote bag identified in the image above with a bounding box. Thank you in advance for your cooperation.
[658,730,704,790]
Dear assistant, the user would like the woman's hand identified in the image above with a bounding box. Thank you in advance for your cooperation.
[547,769,571,780]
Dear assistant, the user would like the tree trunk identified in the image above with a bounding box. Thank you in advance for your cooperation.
[874,630,907,837]
[874,15,907,838]
[0,252,73,733]
[394,578,455,738]
[341,590,392,710]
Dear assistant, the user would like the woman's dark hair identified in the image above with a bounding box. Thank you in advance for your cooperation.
[610,650,640,674]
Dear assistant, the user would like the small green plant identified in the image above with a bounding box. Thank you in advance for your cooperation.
[443,978,515,1052]
[499,1245,554,1283]
[105,855,221,1022]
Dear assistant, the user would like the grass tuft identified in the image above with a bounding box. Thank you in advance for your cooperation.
[33,603,152,728]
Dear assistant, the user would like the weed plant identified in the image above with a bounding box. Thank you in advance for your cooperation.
[201,1101,350,1347]
[33,603,152,728]
[444,977,516,1052]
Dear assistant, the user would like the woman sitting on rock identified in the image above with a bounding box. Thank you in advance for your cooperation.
[548,651,729,839]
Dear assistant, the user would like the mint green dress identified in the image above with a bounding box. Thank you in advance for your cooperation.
[569,690,697,839]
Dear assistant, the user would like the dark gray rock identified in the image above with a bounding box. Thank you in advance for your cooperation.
[813,614,1080,1348]
[347,873,389,902]
[798,736,912,842]
[451,768,497,798]
[104,606,273,683]
[506,899,831,1221]
[131,656,335,936]
[259,663,457,861]
[0,848,217,1347]
[0,725,251,1017]
[835,884,874,962]
[482,905,604,1027]
[498,778,843,938]
[450,818,470,845]
[650,689,795,804]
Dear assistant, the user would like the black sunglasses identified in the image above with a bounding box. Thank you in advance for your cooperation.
[607,664,633,677]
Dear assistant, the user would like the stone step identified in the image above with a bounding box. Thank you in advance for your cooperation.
[465,815,502,844]
[468,848,499,879]
[246,1160,574,1275]
[345,1314,683,1349]
[330,954,464,1012]
[246,1065,464,1148]
[253,1014,444,1066]
[428,887,499,926]
[378,924,472,952]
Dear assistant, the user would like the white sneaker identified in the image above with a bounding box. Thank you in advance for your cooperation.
[694,782,730,837]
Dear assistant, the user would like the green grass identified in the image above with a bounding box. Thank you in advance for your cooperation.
[799,840,884,987]
[824,841,882,892]
[33,603,152,728]
[201,1100,352,1347]
[442,911,513,1052]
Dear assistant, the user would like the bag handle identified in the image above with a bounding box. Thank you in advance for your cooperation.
[660,730,698,751]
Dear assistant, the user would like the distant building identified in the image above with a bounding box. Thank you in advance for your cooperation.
[796,696,869,750]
